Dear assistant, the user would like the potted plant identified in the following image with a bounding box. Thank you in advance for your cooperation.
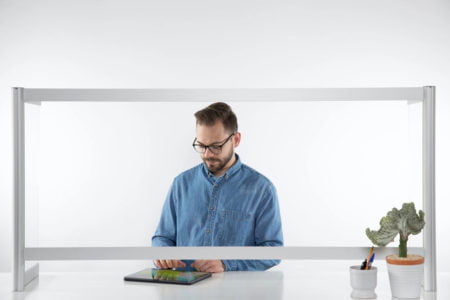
[366,202,425,299]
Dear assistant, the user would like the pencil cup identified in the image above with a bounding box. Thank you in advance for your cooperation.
[349,266,377,299]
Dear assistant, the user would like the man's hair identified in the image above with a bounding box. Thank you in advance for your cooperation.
[194,102,238,133]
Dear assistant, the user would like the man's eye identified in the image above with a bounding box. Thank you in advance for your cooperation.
[210,145,222,151]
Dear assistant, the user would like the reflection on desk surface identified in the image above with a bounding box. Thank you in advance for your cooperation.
[148,271,284,300]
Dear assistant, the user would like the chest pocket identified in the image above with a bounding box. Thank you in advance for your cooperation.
[217,209,254,245]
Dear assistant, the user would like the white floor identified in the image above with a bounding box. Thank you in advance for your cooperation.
[1,261,446,300]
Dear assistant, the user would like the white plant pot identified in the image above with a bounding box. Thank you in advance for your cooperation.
[386,255,424,299]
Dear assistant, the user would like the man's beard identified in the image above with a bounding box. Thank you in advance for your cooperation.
[203,151,234,175]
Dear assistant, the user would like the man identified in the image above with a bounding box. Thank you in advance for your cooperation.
[152,102,283,272]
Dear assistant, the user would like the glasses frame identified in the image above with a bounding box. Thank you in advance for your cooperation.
[192,133,235,154]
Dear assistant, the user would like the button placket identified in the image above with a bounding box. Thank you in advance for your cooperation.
[206,180,219,245]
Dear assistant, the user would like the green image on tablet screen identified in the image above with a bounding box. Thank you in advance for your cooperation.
[141,269,206,283]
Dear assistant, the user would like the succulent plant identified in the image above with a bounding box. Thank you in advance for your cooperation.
[366,202,425,257]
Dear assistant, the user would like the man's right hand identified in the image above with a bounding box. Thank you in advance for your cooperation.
[154,260,186,269]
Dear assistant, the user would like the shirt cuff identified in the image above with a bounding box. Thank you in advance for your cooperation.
[222,260,236,271]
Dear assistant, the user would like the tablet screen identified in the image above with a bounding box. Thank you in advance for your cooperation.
[124,268,212,285]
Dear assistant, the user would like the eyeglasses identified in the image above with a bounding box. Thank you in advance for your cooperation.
[192,133,235,154]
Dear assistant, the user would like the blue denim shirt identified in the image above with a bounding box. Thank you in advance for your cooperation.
[151,154,283,271]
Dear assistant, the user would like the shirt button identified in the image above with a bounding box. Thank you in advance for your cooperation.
[210,207,215,211]
[206,229,211,233]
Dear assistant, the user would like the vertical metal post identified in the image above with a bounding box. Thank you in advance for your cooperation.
[13,87,26,291]
[422,86,436,292]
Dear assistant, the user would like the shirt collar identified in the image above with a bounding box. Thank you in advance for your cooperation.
[202,153,242,179]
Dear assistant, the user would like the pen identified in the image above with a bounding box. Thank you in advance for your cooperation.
[368,253,375,269]
[365,246,374,270]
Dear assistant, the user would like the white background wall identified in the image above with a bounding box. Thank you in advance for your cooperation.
[1,0,449,272]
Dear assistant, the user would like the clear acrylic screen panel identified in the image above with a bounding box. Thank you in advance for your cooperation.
[24,100,423,249]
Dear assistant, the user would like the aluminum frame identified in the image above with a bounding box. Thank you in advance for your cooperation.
[13,87,436,292]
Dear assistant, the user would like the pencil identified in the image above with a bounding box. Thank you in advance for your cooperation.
[365,246,374,270]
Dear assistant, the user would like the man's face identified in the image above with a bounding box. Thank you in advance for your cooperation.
[195,122,239,175]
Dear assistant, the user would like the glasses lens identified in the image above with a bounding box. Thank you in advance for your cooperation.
[208,145,222,154]
[193,144,205,153]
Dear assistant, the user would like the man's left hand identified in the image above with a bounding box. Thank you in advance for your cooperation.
[191,260,225,273]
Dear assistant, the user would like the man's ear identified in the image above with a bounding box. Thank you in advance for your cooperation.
[233,132,241,148]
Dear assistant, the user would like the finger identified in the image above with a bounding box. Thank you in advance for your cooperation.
[204,264,217,273]
[203,261,220,273]
[154,260,161,268]
[175,260,186,268]
[206,263,224,273]
[159,260,169,269]
[204,265,216,273]
[165,260,174,269]
[168,260,184,268]
[194,260,211,272]
[202,265,216,273]
[155,260,164,269]
[208,260,225,273]
[191,260,206,271]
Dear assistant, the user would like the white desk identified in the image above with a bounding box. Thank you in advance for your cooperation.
[1,262,447,300]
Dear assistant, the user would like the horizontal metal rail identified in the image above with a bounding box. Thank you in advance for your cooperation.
[22,88,424,102]
[24,246,424,260]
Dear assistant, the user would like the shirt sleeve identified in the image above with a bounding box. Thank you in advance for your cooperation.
[151,180,178,247]
[223,183,284,271]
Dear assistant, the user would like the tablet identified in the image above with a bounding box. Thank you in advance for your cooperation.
[124,268,212,285]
